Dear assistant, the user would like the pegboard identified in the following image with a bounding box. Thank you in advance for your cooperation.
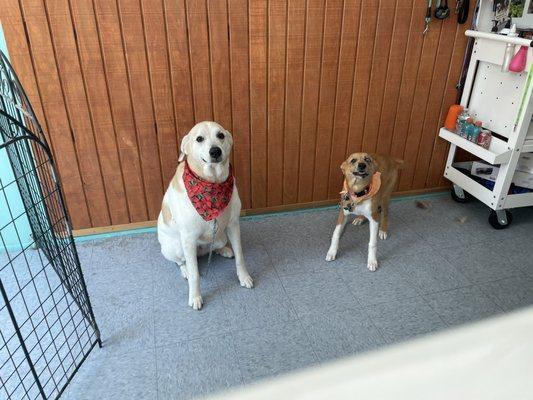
[467,61,526,139]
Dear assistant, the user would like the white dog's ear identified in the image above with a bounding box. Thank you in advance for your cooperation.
[226,130,234,146]
[179,133,190,162]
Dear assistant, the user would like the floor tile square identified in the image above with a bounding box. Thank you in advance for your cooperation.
[365,296,447,343]
[424,286,502,327]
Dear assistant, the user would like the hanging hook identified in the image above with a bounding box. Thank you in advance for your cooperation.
[455,0,463,14]
[423,0,432,35]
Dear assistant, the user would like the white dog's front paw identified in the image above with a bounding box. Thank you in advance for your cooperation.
[239,274,254,289]
[216,246,234,258]
[325,248,337,261]
[367,259,378,272]
[179,265,188,280]
[188,295,203,310]
[379,230,388,240]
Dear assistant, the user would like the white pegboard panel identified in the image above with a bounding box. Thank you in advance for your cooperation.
[468,61,526,139]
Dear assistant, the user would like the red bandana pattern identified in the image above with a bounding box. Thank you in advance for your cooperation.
[183,162,234,221]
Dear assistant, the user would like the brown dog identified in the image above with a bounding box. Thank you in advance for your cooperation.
[326,153,403,271]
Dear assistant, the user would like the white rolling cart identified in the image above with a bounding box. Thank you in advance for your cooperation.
[439,29,533,229]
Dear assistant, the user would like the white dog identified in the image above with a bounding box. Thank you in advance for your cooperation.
[157,121,253,310]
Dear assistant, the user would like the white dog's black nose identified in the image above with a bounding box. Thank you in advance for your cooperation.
[357,162,366,171]
[209,146,222,160]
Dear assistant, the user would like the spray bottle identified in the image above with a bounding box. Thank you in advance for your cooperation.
[502,24,518,73]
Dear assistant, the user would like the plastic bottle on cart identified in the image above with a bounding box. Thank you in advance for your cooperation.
[455,108,470,137]
[464,118,476,141]
[470,121,483,143]
[477,129,492,149]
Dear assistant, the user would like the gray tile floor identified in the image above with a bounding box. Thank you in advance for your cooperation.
[58,194,533,399]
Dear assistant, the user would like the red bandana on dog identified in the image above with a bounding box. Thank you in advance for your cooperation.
[183,162,234,221]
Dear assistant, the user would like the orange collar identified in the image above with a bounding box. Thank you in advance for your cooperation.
[340,172,381,204]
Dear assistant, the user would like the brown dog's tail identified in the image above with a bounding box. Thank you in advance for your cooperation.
[393,158,405,169]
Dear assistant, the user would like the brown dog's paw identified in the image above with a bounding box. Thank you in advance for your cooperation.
[352,216,366,226]
[379,230,388,240]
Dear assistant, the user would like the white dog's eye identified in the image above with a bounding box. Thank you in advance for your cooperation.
[216,132,225,140]
[196,136,204,143]
[364,156,371,163]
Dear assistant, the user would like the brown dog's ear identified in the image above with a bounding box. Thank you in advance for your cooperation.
[340,160,349,174]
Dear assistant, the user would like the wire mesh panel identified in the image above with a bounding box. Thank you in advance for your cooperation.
[0,51,101,399]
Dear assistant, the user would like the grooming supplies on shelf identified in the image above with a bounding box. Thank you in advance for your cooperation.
[455,108,470,137]
[477,129,492,149]
[465,117,476,141]
[445,104,463,130]
[502,24,518,72]
[509,45,528,73]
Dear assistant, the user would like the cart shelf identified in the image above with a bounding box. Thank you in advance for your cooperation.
[439,128,512,165]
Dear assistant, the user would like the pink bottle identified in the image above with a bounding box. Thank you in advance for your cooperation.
[509,46,528,73]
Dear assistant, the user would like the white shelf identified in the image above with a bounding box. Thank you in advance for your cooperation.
[439,128,512,165]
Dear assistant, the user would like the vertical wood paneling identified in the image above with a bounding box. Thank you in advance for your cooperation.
[2,0,49,142]
[186,0,213,121]
[411,17,458,188]
[389,0,426,163]
[360,0,396,153]
[207,0,232,130]
[18,0,92,228]
[45,0,111,227]
[93,0,148,222]
[3,0,472,229]
[283,0,306,204]
[267,0,286,206]
[327,0,361,198]
[398,5,443,191]
[298,0,325,202]
[164,0,195,138]
[141,0,179,186]
[376,1,414,155]
[117,0,164,219]
[228,0,251,209]
[70,0,130,225]
[427,18,472,187]
[345,0,378,154]
[312,0,343,201]
[249,0,268,208]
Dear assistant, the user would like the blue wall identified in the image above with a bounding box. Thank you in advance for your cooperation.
[0,22,33,252]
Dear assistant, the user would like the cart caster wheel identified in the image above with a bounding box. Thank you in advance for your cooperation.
[488,210,513,230]
[450,187,471,203]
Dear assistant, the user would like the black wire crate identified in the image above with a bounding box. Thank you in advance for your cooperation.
[0,51,101,399]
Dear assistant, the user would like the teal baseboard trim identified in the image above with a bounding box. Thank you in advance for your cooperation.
[74,226,157,244]
[72,190,448,243]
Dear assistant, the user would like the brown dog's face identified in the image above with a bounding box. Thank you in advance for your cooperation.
[341,153,377,184]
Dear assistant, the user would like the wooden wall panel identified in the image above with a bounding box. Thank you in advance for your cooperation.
[312,0,343,201]
[249,0,268,208]
[298,0,325,203]
[228,0,251,209]
[1,0,472,229]
[283,0,305,205]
